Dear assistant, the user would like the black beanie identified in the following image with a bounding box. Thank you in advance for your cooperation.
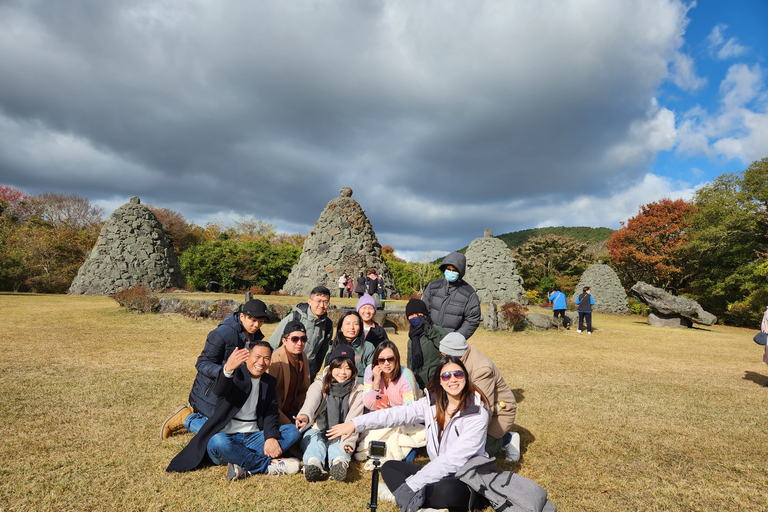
[405,298,429,317]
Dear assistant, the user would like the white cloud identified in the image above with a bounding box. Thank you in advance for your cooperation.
[706,24,747,60]
[670,51,707,91]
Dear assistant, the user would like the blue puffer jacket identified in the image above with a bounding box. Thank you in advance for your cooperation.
[421,252,482,339]
[188,313,264,418]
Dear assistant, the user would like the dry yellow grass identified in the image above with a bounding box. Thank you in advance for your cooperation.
[1,293,767,511]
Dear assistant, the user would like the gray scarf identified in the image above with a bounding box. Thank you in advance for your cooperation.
[319,379,353,431]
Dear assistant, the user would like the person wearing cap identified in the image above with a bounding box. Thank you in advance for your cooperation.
[439,332,521,462]
[266,321,311,447]
[421,251,481,340]
[268,286,334,381]
[357,293,388,349]
[405,298,448,389]
[166,340,301,479]
[295,344,365,482]
[161,299,269,439]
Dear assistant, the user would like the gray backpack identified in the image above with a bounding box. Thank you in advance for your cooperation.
[456,456,556,512]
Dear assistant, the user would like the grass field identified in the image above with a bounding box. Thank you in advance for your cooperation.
[1,293,767,512]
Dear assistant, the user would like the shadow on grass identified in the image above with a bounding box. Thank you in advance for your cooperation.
[630,320,714,332]
[743,370,768,387]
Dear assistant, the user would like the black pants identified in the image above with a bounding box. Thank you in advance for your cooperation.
[553,309,566,318]
[339,288,345,298]
[380,460,474,509]
[578,312,592,332]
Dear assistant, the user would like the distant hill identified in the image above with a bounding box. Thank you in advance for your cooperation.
[454,226,614,255]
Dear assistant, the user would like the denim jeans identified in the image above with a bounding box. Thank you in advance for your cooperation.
[184,412,208,434]
[300,428,350,468]
[206,424,301,474]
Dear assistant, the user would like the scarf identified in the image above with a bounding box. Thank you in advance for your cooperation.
[408,315,433,371]
[321,378,354,431]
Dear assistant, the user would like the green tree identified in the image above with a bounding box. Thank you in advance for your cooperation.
[513,234,588,293]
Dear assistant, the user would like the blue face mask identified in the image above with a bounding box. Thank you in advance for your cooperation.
[408,316,422,327]
[444,269,460,283]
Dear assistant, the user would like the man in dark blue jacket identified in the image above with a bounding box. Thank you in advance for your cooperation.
[166,341,300,479]
[161,299,269,439]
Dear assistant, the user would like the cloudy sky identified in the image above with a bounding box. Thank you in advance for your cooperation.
[1,0,766,260]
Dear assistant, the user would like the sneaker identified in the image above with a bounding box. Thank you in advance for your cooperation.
[161,405,192,439]
[303,459,325,482]
[329,457,348,481]
[577,330,582,333]
[226,463,248,481]
[588,331,592,335]
[503,432,521,462]
[268,457,300,476]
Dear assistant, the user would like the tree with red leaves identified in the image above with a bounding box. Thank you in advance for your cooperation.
[607,198,697,293]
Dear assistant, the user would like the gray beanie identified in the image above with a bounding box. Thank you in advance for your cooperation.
[440,332,468,357]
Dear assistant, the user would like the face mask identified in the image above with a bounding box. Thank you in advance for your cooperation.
[444,269,460,283]
[408,316,422,327]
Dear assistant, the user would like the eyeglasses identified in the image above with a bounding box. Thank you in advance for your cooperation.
[377,356,396,364]
[440,370,465,381]
[312,299,330,307]
[288,335,308,344]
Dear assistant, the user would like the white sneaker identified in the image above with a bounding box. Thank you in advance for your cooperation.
[577,330,582,333]
[378,481,396,503]
[503,432,521,462]
[588,331,592,335]
[268,457,300,476]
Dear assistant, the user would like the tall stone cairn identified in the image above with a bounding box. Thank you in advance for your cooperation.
[280,188,398,298]
[68,196,184,295]
[464,229,527,305]
[572,262,630,315]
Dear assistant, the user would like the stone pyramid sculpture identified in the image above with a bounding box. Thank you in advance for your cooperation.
[464,229,527,305]
[280,188,397,298]
[68,196,184,295]
[572,262,629,315]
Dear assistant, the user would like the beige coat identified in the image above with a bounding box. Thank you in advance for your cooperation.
[297,379,365,452]
[461,345,517,439]
[267,346,311,425]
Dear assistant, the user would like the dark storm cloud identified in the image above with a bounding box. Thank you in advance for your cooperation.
[0,0,694,255]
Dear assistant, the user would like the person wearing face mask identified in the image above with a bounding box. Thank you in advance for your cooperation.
[421,251,482,340]
[405,298,448,389]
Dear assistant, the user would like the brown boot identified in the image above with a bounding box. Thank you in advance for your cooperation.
[161,405,192,439]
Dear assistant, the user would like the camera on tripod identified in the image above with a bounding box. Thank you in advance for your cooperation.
[367,440,387,511]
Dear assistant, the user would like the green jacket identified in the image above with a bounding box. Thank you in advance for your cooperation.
[407,323,447,389]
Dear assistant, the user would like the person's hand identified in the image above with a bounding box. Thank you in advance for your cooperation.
[371,365,383,388]
[224,347,249,373]
[264,437,282,458]
[327,420,355,441]
[344,444,355,453]
[294,414,309,429]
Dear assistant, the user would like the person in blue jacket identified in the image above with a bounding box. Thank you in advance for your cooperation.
[575,286,596,334]
[548,286,567,320]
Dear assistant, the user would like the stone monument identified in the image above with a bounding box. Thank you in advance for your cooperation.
[572,262,630,315]
[630,281,717,327]
[463,229,527,305]
[280,188,397,298]
[68,196,184,295]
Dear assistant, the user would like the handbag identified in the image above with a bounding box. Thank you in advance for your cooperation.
[754,332,768,346]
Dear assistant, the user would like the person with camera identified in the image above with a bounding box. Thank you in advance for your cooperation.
[329,355,490,512]
[295,345,365,482]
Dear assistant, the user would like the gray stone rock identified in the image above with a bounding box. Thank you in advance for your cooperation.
[483,302,499,331]
[281,189,398,298]
[463,230,527,305]
[573,263,630,315]
[630,281,717,326]
[647,312,693,328]
[524,313,553,330]
[68,197,184,295]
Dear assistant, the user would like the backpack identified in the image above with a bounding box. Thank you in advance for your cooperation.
[293,302,333,341]
[456,455,556,512]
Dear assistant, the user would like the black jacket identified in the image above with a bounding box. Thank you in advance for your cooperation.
[167,368,281,472]
[421,252,481,339]
[363,322,389,349]
[188,313,264,418]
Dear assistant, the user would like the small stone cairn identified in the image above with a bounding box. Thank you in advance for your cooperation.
[464,229,527,306]
[280,188,398,298]
[630,281,717,327]
[572,262,630,315]
[68,196,184,295]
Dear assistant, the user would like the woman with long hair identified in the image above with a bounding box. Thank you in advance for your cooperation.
[295,345,365,482]
[329,356,490,511]
[363,341,417,410]
[325,310,374,384]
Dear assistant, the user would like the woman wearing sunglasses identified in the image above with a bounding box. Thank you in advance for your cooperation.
[329,356,490,511]
[325,310,374,384]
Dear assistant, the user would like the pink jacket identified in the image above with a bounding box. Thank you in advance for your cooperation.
[362,365,418,410]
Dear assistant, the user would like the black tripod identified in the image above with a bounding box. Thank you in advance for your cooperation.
[367,457,382,511]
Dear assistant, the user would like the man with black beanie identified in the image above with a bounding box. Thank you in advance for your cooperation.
[405,298,448,389]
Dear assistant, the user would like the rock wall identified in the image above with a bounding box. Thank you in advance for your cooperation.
[280,188,397,297]
[464,229,527,305]
[572,263,630,315]
[68,197,184,295]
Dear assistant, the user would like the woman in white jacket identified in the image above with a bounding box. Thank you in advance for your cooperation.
[329,355,490,512]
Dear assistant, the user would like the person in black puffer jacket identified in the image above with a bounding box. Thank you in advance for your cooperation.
[421,252,481,340]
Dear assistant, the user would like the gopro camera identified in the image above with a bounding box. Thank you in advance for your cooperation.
[368,440,386,460]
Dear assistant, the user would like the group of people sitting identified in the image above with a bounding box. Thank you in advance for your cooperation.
[164,252,522,511]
